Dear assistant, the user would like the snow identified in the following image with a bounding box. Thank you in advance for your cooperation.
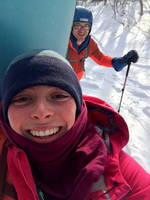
[80,3,150,173]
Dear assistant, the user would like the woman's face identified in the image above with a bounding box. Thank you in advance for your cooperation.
[8,85,77,144]
[72,22,90,45]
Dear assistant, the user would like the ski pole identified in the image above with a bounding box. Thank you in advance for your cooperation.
[118,62,131,113]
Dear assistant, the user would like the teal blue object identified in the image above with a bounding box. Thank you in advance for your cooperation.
[0,0,76,79]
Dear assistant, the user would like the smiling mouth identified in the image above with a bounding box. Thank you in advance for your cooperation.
[29,127,60,137]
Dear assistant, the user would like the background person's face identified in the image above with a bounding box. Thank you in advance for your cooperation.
[72,22,90,44]
[8,85,76,144]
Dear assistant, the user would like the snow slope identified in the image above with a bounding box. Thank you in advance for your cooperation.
[80,3,150,173]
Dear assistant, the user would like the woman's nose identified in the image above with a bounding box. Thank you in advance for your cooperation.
[30,101,54,120]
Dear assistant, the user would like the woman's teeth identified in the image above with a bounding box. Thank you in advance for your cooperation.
[30,127,59,137]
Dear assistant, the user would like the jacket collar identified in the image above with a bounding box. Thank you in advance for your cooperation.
[70,33,90,53]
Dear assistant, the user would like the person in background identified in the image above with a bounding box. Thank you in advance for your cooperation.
[0,50,149,200]
[66,6,139,80]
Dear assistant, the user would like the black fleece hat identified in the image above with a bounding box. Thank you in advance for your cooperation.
[1,50,82,121]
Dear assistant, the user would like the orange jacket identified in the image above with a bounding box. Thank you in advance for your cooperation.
[66,37,113,80]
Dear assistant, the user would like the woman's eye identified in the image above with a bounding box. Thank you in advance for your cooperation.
[51,93,71,101]
[11,96,32,105]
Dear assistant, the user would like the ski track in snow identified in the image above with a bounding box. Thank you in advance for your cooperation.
[80,3,150,173]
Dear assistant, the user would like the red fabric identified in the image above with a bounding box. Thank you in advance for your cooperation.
[1,96,150,199]
[84,96,150,199]
[88,150,150,200]
[120,151,150,200]
[67,37,112,80]
[1,102,107,200]
[7,146,38,200]
[84,95,129,151]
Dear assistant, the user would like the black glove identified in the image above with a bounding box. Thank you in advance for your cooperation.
[122,50,139,64]
[112,50,139,71]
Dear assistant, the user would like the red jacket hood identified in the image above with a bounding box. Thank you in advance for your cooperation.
[84,95,129,153]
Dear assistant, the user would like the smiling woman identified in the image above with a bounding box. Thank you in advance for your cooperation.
[66,6,139,80]
[0,50,150,200]
[8,85,76,144]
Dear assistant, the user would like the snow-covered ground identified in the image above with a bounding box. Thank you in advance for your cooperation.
[80,3,150,173]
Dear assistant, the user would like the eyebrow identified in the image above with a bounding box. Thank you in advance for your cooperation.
[74,22,89,25]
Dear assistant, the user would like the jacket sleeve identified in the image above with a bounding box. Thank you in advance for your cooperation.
[89,38,113,67]
[120,151,150,200]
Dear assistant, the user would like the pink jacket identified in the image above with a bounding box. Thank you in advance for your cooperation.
[0,96,150,200]
[84,96,150,200]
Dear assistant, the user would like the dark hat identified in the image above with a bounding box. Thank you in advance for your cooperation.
[1,50,83,121]
[73,6,93,25]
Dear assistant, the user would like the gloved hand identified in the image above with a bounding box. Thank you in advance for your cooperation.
[122,50,139,64]
[112,50,139,71]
